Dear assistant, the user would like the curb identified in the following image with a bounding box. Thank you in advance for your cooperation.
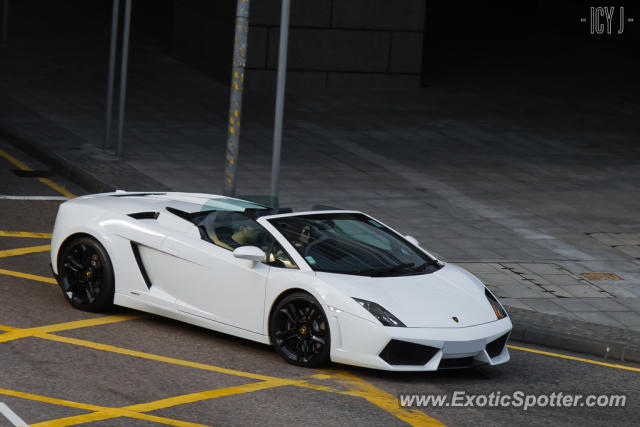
[0,96,169,194]
[511,325,640,364]
[0,125,169,194]
[508,308,640,364]
[0,126,116,194]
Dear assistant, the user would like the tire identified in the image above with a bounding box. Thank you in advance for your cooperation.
[57,236,114,312]
[269,292,331,368]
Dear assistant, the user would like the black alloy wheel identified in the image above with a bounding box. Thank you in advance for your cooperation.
[57,236,114,312]
[270,292,331,367]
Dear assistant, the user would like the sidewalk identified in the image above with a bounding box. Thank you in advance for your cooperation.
[2,36,640,361]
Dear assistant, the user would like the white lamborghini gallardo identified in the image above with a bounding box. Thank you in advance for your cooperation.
[50,191,511,371]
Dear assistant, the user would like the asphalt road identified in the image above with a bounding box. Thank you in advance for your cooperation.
[0,140,638,427]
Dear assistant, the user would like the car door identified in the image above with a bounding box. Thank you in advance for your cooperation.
[158,211,272,334]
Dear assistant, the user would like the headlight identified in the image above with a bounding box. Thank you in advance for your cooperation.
[485,288,507,319]
[353,298,406,327]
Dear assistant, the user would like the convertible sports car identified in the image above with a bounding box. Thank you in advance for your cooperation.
[50,191,511,371]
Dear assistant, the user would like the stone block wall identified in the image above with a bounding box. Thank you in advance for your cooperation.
[172,0,426,89]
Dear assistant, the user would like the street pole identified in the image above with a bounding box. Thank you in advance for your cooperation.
[104,0,120,149]
[270,0,291,199]
[116,0,132,157]
[2,0,8,45]
[223,0,250,197]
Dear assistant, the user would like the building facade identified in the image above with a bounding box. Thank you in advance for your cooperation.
[173,0,426,89]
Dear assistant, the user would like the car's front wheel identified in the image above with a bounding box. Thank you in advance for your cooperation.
[269,292,330,367]
[57,236,114,312]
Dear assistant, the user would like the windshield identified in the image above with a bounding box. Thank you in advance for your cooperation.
[268,213,441,277]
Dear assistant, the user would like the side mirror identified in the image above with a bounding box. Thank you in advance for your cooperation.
[233,246,265,267]
[404,235,420,247]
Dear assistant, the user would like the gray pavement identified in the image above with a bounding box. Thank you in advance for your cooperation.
[1,34,640,357]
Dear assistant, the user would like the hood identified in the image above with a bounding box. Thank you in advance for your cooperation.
[317,263,497,328]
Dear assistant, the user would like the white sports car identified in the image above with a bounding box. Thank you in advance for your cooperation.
[50,191,511,371]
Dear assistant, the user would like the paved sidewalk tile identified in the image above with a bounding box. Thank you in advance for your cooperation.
[607,311,640,328]
[561,285,610,298]
[511,298,567,315]
[553,298,601,312]
[572,312,625,328]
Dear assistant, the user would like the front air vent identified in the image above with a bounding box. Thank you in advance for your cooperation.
[486,333,509,358]
[379,340,438,366]
[128,211,159,220]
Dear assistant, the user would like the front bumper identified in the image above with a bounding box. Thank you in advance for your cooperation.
[328,311,512,371]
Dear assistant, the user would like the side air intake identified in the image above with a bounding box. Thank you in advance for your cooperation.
[131,242,152,289]
[128,211,159,220]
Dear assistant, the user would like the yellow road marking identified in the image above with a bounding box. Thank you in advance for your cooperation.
[0,148,75,198]
[0,268,57,284]
[0,387,208,427]
[124,379,294,413]
[38,332,282,382]
[0,240,55,284]
[29,370,437,427]
[33,411,207,427]
[0,315,141,343]
[0,149,30,170]
[42,379,298,426]
[0,230,52,238]
[4,320,344,397]
[33,412,207,427]
[0,317,277,381]
[508,344,640,373]
[37,177,76,199]
[1,317,445,426]
[3,317,637,426]
[330,371,445,427]
[0,244,50,258]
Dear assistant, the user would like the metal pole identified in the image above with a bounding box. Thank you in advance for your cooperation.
[104,0,120,149]
[223,0,250,196]
[2,0,8,45]
[116,0,132,157]
[270,0,290,198]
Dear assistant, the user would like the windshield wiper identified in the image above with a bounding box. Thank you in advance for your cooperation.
[408,259,443,274]
[357,262,416,277]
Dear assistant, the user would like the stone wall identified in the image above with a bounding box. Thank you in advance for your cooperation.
[172,0,426,88]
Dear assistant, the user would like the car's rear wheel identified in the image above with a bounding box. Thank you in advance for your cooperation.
[269,292,330,367]
[57,236,114,312]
